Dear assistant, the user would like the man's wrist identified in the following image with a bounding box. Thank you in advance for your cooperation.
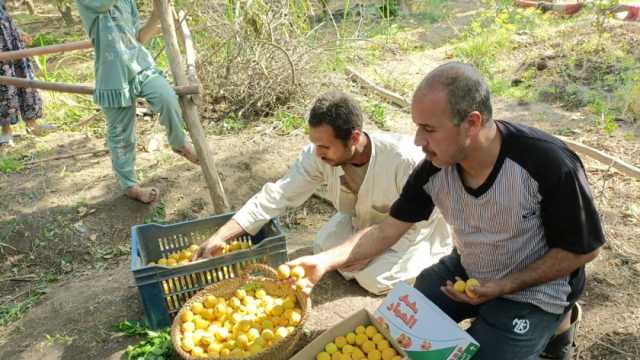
[499,277,520,296]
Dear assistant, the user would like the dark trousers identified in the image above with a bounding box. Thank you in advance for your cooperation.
[414,250,565,360]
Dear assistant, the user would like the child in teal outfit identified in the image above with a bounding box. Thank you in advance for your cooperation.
[77,0,198,203]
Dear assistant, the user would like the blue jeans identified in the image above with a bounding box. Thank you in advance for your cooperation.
[414,250,565,360]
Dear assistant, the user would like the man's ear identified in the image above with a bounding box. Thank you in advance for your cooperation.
[350,129,362,146]
[464,111,483,136]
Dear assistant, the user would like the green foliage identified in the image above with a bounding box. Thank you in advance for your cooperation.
[275,110,305,134]
[115,321,177,360]
[0,281,49,326]
[453,6,550,77]
[208,114,248,135]
[365,103,388,130]
[591,0,620,41]
[0,156,24,174]
[114,320,149,337]
[44,334,74,345]
[32,33,63,47]
[144,201,167,224]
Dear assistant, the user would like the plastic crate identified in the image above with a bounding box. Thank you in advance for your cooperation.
[130,212,287,329]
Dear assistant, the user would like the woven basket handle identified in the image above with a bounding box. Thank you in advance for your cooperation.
[241,263,279,280]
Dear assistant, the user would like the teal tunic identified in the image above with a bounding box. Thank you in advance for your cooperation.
[76,0,188,189]
[77,0,156,107]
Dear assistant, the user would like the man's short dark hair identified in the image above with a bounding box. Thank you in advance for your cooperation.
[308,91,363,142]
[414,62,493,126]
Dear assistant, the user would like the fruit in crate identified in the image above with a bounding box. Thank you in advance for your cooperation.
[175,285,304,358]
[221,239,252,255]
[150,239,252,267]
[316,322,402,360]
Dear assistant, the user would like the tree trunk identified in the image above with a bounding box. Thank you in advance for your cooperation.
[25,0,35,15]
[56,4,74,25]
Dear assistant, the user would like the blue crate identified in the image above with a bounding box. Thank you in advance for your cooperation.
[130,212,287,329]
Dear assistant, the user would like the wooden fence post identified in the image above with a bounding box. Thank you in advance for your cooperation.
[154,0,229,213]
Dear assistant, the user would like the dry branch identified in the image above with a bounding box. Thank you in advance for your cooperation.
[24,149,109,166]
[346,66,410,108]
[0,274,37,282]
[559,136,640,179]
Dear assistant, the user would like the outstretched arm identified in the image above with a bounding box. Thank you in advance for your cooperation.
[137,4,162,43]
[288,217,413,286]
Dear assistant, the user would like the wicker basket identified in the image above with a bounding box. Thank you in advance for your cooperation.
[171,263,311,360]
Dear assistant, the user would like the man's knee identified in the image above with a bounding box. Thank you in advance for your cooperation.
[354,271,392,296]
[146,85,180,115]
[469,299,562,360]
[313,213,353,253]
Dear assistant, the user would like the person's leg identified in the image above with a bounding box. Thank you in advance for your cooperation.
[353,228,450,295]
[104,106,139,189]
[413,249,478,322]
[137,70,198,164]
[0,65,20,145]
[540,303,582,360]
[14,58,44,135]
[352,248,402,295]
[104,105,160,203]
[313,212,355,252]
[468,298,564,360]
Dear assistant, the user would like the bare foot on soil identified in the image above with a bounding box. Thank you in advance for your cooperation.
[173,143,199,165]
[126,186,159,204]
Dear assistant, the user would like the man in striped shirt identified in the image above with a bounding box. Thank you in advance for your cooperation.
[290,62,605,359]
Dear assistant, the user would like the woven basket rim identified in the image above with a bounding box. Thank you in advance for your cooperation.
[171,268,311,360]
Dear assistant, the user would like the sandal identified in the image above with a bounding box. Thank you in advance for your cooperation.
[0,134,14,147]
[26,123,56,136]
[540,303,582,359]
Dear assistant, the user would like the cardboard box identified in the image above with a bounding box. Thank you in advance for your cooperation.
[373,282,479,360]
[292,282,479,360]
[291,308,407,360]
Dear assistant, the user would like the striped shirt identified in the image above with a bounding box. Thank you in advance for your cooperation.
[390,121,605,314]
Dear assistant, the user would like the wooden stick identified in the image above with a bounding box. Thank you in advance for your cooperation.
[345,66,410,108]
[0,40,92,61]
[0,274,37,282]
[156,0,229,213]
[0,76,94,94]
[0,76,200,95]
[176,10,197,82]
[24,148,109,166]
[558,136,640,179]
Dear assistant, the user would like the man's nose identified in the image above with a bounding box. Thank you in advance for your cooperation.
[414,131,427,147]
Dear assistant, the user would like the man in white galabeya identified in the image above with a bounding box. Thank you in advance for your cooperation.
[194,90,452,295]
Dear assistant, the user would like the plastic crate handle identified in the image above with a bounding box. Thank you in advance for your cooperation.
[130,225,142,270]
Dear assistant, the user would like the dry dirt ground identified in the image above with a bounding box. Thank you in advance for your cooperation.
[1,1,639,360]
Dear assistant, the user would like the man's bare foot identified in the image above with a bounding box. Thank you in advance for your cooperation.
[173,143,199,165]
[126,186,160,204]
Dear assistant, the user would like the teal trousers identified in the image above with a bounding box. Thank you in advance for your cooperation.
[101,70,187,189]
